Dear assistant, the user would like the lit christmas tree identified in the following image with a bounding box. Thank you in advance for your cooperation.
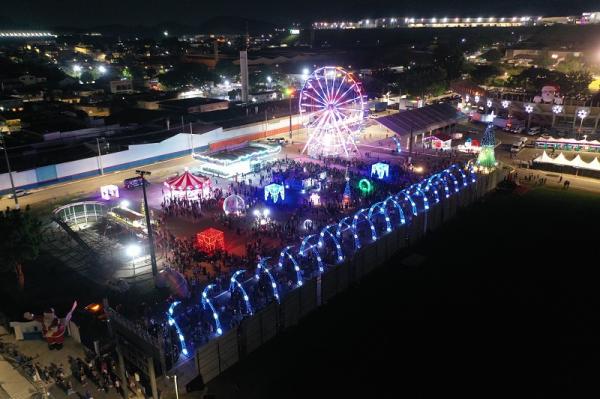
[343,166,351,205]
[477,123,497,169]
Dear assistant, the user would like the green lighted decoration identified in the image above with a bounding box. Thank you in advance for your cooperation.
[358,178,373,195]
[477,123,497,169]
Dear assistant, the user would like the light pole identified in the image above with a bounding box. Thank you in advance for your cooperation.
[551,105,563,128]
[96,137,105,175]
[0,133,19,209]
[126,244,141,278]
[135,170,158,278]
[166,375,179,399]
[577,109,588,139]
[286,87,294,139]
[525,104,534,129]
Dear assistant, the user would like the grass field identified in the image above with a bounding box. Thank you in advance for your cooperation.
[205,186,600,398]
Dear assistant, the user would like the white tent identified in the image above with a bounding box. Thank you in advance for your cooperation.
[570,154,587,169]
[553,153,570,166]
[588,157,600,171]
[533,151,600,172]
[533,151,555,164]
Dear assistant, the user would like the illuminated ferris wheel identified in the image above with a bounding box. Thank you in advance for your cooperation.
[299,66,365,157]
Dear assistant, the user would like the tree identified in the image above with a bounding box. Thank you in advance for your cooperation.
[470,64,503,85]
[555,55,586,74]
[481,48,503,62]
[159,63,215,89]
[433,43,466,81]
[565,70,592,95]
[396,66,448,97]
[80,71,94,83]
[0,207,42,290]
[215,60,239,80]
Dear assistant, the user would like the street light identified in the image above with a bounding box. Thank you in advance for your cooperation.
[551,104,563,127]
[525,104,534,128]
[0,133,19,209]
[577,108,588,138]
[98,65,107,74]
[302,68,309,80]
[286,87,295,139]
[126,244,141,277]
[135,170,158,279]
[501,100,510,109]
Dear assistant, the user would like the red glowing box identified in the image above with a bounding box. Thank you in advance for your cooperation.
[196,228,225,253]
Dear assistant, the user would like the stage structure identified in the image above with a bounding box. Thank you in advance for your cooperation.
[299,66,365,158]
[194,143,280,178]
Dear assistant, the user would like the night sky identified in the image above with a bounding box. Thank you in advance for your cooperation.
[1,0,599,27]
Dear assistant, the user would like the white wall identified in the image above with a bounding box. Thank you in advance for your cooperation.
[0,118,306,191]
[0,169,37,192]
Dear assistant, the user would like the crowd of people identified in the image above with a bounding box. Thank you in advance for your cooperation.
[121,139,473,363]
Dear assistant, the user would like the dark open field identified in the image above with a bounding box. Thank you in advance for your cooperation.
[206,186,600,397]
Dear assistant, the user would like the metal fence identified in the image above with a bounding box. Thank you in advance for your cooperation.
[194,168,505,385]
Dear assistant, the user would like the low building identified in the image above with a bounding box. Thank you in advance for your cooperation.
[158,97,229,114]
[249,91,279,103]
[0,96,24,112]
[109,80,133,94]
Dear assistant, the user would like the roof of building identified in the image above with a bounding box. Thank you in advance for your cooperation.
[376,103,462,136]
[158,97,228,109]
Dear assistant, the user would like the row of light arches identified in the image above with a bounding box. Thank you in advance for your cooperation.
[168,163,476,351]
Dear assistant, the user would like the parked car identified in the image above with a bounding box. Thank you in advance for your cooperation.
[266,137,286,145]
[527,126,541,136]
[3,189,27,199]
[123,176,146,189]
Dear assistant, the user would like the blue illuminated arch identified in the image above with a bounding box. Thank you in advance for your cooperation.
[299,234,324,272]
[447,164,468,188]
[466,162,477,183]
[278,245,303,287]
[201,284,223,336]
[229,270,253,316]
[368,201,392,234]
[352,208,377,248]
[167,301,189,356]
[396,191,418,216]
[255,258,280,303]
[383,195,406,226]
[440,169,460,193]
[336,216,358,249]
[407,184,429,211]
[318,224,344,263]
[420,178,441,203]
[427,173,448,199]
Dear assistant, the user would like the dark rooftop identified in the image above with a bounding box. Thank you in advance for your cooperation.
[376,103,462,136]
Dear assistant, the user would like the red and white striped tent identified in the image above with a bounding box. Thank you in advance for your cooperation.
[164,170,210,199]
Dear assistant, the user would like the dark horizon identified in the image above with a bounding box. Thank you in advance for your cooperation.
[1,0,599,29]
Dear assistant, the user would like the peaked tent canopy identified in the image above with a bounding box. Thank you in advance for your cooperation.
[164,170,210,191]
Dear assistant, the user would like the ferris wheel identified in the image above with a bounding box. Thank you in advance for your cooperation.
[299,66,365,157]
